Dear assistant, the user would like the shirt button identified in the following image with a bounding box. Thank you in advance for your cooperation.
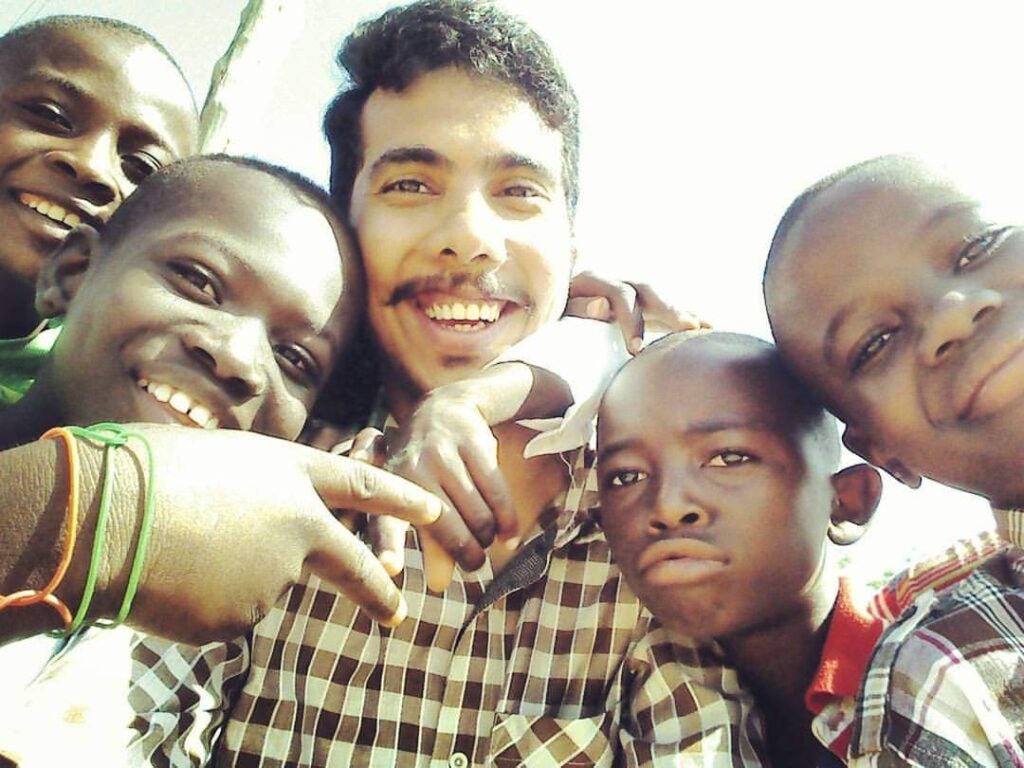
[449,753,469,768]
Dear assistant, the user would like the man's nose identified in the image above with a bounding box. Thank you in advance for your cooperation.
[916,287,1003,365]
[44,131,123,213]
[183,316,271,399]
[648,476,711,535]
[428,191,508,267]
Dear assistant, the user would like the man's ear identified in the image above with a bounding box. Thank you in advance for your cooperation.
[827,463,883,546]
[842,423,921,489]
[34,225,100,318]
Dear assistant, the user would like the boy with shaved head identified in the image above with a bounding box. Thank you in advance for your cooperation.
[598,331,881,766]
[763,156,1024,765]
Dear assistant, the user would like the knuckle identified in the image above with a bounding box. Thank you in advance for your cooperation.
[347,465,380,502]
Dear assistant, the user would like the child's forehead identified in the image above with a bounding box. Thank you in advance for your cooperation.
[0,24,197,151]
[2,25,133,77]
[802,174,973,250]
[604,338,808,433]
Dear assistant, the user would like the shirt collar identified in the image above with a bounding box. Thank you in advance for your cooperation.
[805,578,885,715]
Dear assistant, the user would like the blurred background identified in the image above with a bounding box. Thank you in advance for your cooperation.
[6,0,1018,583]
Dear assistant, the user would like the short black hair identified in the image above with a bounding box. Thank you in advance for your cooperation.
[101,154,349,248]
[762,154,935,290]
[323,0,579,218]
[0,15,196,112]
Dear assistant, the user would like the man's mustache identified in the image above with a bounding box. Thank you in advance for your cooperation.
[386,272,531,308]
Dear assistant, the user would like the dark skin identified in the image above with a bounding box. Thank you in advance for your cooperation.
[0,24,197,337]
[0,164,445,644]
[765,159,1024,508]
[596,334,880,766]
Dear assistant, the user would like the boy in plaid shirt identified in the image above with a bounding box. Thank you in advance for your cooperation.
[764,155,1024,765]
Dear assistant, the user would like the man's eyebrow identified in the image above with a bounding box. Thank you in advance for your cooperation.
[921,200,977,233]
[493,152,559,186]
[682,417,779,435]
[20,70,87,100]
[21,69,179,154]
[597,438,638,464]
[598,419,779,462]
[822,302,857,370]
[368,146,450,176]
[157,231,337,336]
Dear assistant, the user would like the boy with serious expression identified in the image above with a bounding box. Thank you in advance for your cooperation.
[598,332,879,767]
[0,16,197,339]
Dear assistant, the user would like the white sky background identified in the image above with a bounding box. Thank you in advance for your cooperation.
[5,0,1019,583]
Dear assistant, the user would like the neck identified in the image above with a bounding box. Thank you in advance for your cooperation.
[0,271,40,339]
[719,570,839,766]
[0,368,63,449]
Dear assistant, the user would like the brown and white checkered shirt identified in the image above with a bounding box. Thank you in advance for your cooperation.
[128,444,766,767]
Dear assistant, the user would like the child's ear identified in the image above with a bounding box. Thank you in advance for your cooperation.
[34,225,100,318]
[827,463,883,546]
[842,424,921,489]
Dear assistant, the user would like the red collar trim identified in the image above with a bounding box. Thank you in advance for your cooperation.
[805,578,884,714]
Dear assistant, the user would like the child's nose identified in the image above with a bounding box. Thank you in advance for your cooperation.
[648,481,711,534]
[44,132,121,210]
[917,287,1002,365]
[184,317,270,399]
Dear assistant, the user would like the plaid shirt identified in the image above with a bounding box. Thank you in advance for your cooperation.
[128,442,766,767]
[810,530,1024,767]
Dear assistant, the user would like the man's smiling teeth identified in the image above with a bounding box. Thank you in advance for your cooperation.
[18,192,81,228]
[137,377,219,429]
[423,301,501,322]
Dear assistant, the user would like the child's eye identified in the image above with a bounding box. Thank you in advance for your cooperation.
[956,226,1014,271]
[169,261,220,304]
[502,184,543,199]
[122,152,162,185]
[851,329,895,373]
[381,178,430,194]
[21,101,72,132]
[274,343,320,385]
[707,451,751,467]
[604,469,648,488]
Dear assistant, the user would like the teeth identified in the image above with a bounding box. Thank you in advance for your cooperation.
[422,300,502,324]
[140,377,220,429]
[17,192,82,227]
[149,383,172,403]
[169,391,193,414]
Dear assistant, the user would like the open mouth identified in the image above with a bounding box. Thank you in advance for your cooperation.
[136,376,220,429]
[17,191,86,229]
[419,298,506,332]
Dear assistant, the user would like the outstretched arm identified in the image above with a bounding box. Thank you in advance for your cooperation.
[0,424,443,646]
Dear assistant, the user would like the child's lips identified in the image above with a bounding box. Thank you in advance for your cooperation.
[955,332,1024,422]
[636,538,729,577]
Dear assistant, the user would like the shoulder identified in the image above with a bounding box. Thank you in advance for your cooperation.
[853,564,1024,765]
